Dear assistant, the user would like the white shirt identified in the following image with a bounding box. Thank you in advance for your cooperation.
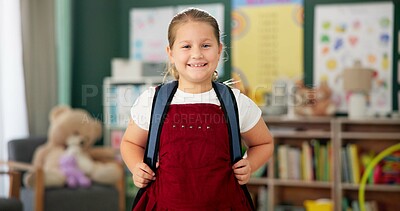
[131,86,261,133]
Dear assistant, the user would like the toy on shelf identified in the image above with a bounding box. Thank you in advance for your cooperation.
[293,79,335,117]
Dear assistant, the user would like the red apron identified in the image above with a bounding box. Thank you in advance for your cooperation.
[133,104,252,210]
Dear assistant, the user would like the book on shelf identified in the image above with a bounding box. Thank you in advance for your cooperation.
[327,141,332,181]
[256,186,268,211]
[277,145,301,180]
[342,197,379,211]
[360,150,375,184]
[278,144,289,179]
[341,147,351,183]
[346,143,361,184]
[351,200,360,211]
[275,205,305,211]
[275,140,334,182]
[288,147,301,180]
[302,141,313,181]
[310,139,320,181]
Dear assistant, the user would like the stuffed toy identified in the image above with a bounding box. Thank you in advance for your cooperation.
[294,80,336,116]
[25,105,122,188]
[59,135,92,188]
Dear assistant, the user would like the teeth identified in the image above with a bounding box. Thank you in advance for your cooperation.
[191,64,205,67]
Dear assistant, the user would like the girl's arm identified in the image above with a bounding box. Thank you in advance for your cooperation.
[120,119,156,188]
[232,117,274,184]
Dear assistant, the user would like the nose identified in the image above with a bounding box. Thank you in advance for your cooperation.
[191,47,203,59]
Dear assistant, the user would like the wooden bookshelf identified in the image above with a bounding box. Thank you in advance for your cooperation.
[336,118,400,211]
[248,116,336,211]
[248,116,400,211]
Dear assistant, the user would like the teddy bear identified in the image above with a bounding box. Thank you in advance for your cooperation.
[25,105,122,188]
[59,135,93,188]
[294,79,336,116]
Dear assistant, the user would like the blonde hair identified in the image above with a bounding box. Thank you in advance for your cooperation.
[165,8,221,81]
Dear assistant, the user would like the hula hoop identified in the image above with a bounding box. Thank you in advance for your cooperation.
[358,143,400,211]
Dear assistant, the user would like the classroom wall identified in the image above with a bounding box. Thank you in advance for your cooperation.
[71,0,121,126]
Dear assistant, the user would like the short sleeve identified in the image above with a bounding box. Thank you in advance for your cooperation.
[130,87,156,131]
[232,89,262,133]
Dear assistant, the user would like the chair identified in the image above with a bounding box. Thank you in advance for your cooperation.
[0,162,23,211]
[7,137,125,211]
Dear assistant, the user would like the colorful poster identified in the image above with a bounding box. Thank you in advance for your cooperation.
[314,2,394,113]
[130,7,175,62]
[232,0,304,105]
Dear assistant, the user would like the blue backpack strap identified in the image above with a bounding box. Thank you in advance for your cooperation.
[212,81,243,164]
[212,81,255,211]
[143,80,178,171]
[132,80,178,209]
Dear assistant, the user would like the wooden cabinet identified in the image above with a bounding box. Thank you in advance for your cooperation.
[336,118,400,211]
[249,116,400,211]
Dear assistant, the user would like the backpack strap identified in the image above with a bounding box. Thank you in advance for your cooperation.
[212,82,256,210]
[211,82,243,164]
[143,80,178,171]
[144,81,243,167]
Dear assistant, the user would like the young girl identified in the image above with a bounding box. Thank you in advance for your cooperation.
[121,8,274,210]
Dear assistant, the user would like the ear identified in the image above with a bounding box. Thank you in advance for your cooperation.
[166,46,174,64]
[49,105,71,123]
[218,43,223,57]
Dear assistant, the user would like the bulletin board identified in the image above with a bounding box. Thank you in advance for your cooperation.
[119,0,232,81]
[304,0,400,113]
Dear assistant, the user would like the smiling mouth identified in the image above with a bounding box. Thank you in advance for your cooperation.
[188,63,207,67]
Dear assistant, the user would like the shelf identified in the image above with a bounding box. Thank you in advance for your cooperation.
[248,177,270,185]
[340,132,400,140]
[273,179,333,188]
[341,183,400,192]
[271,131,331,139]
[337,118,400,125]
[263,115,332,124]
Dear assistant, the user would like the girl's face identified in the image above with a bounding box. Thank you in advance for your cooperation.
[167,21,222,90]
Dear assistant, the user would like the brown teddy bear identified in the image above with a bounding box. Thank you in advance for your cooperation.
[294,80,335,116]
[25,105,122,187]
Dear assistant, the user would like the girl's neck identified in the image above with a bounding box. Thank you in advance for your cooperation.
[177,80,213,94]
